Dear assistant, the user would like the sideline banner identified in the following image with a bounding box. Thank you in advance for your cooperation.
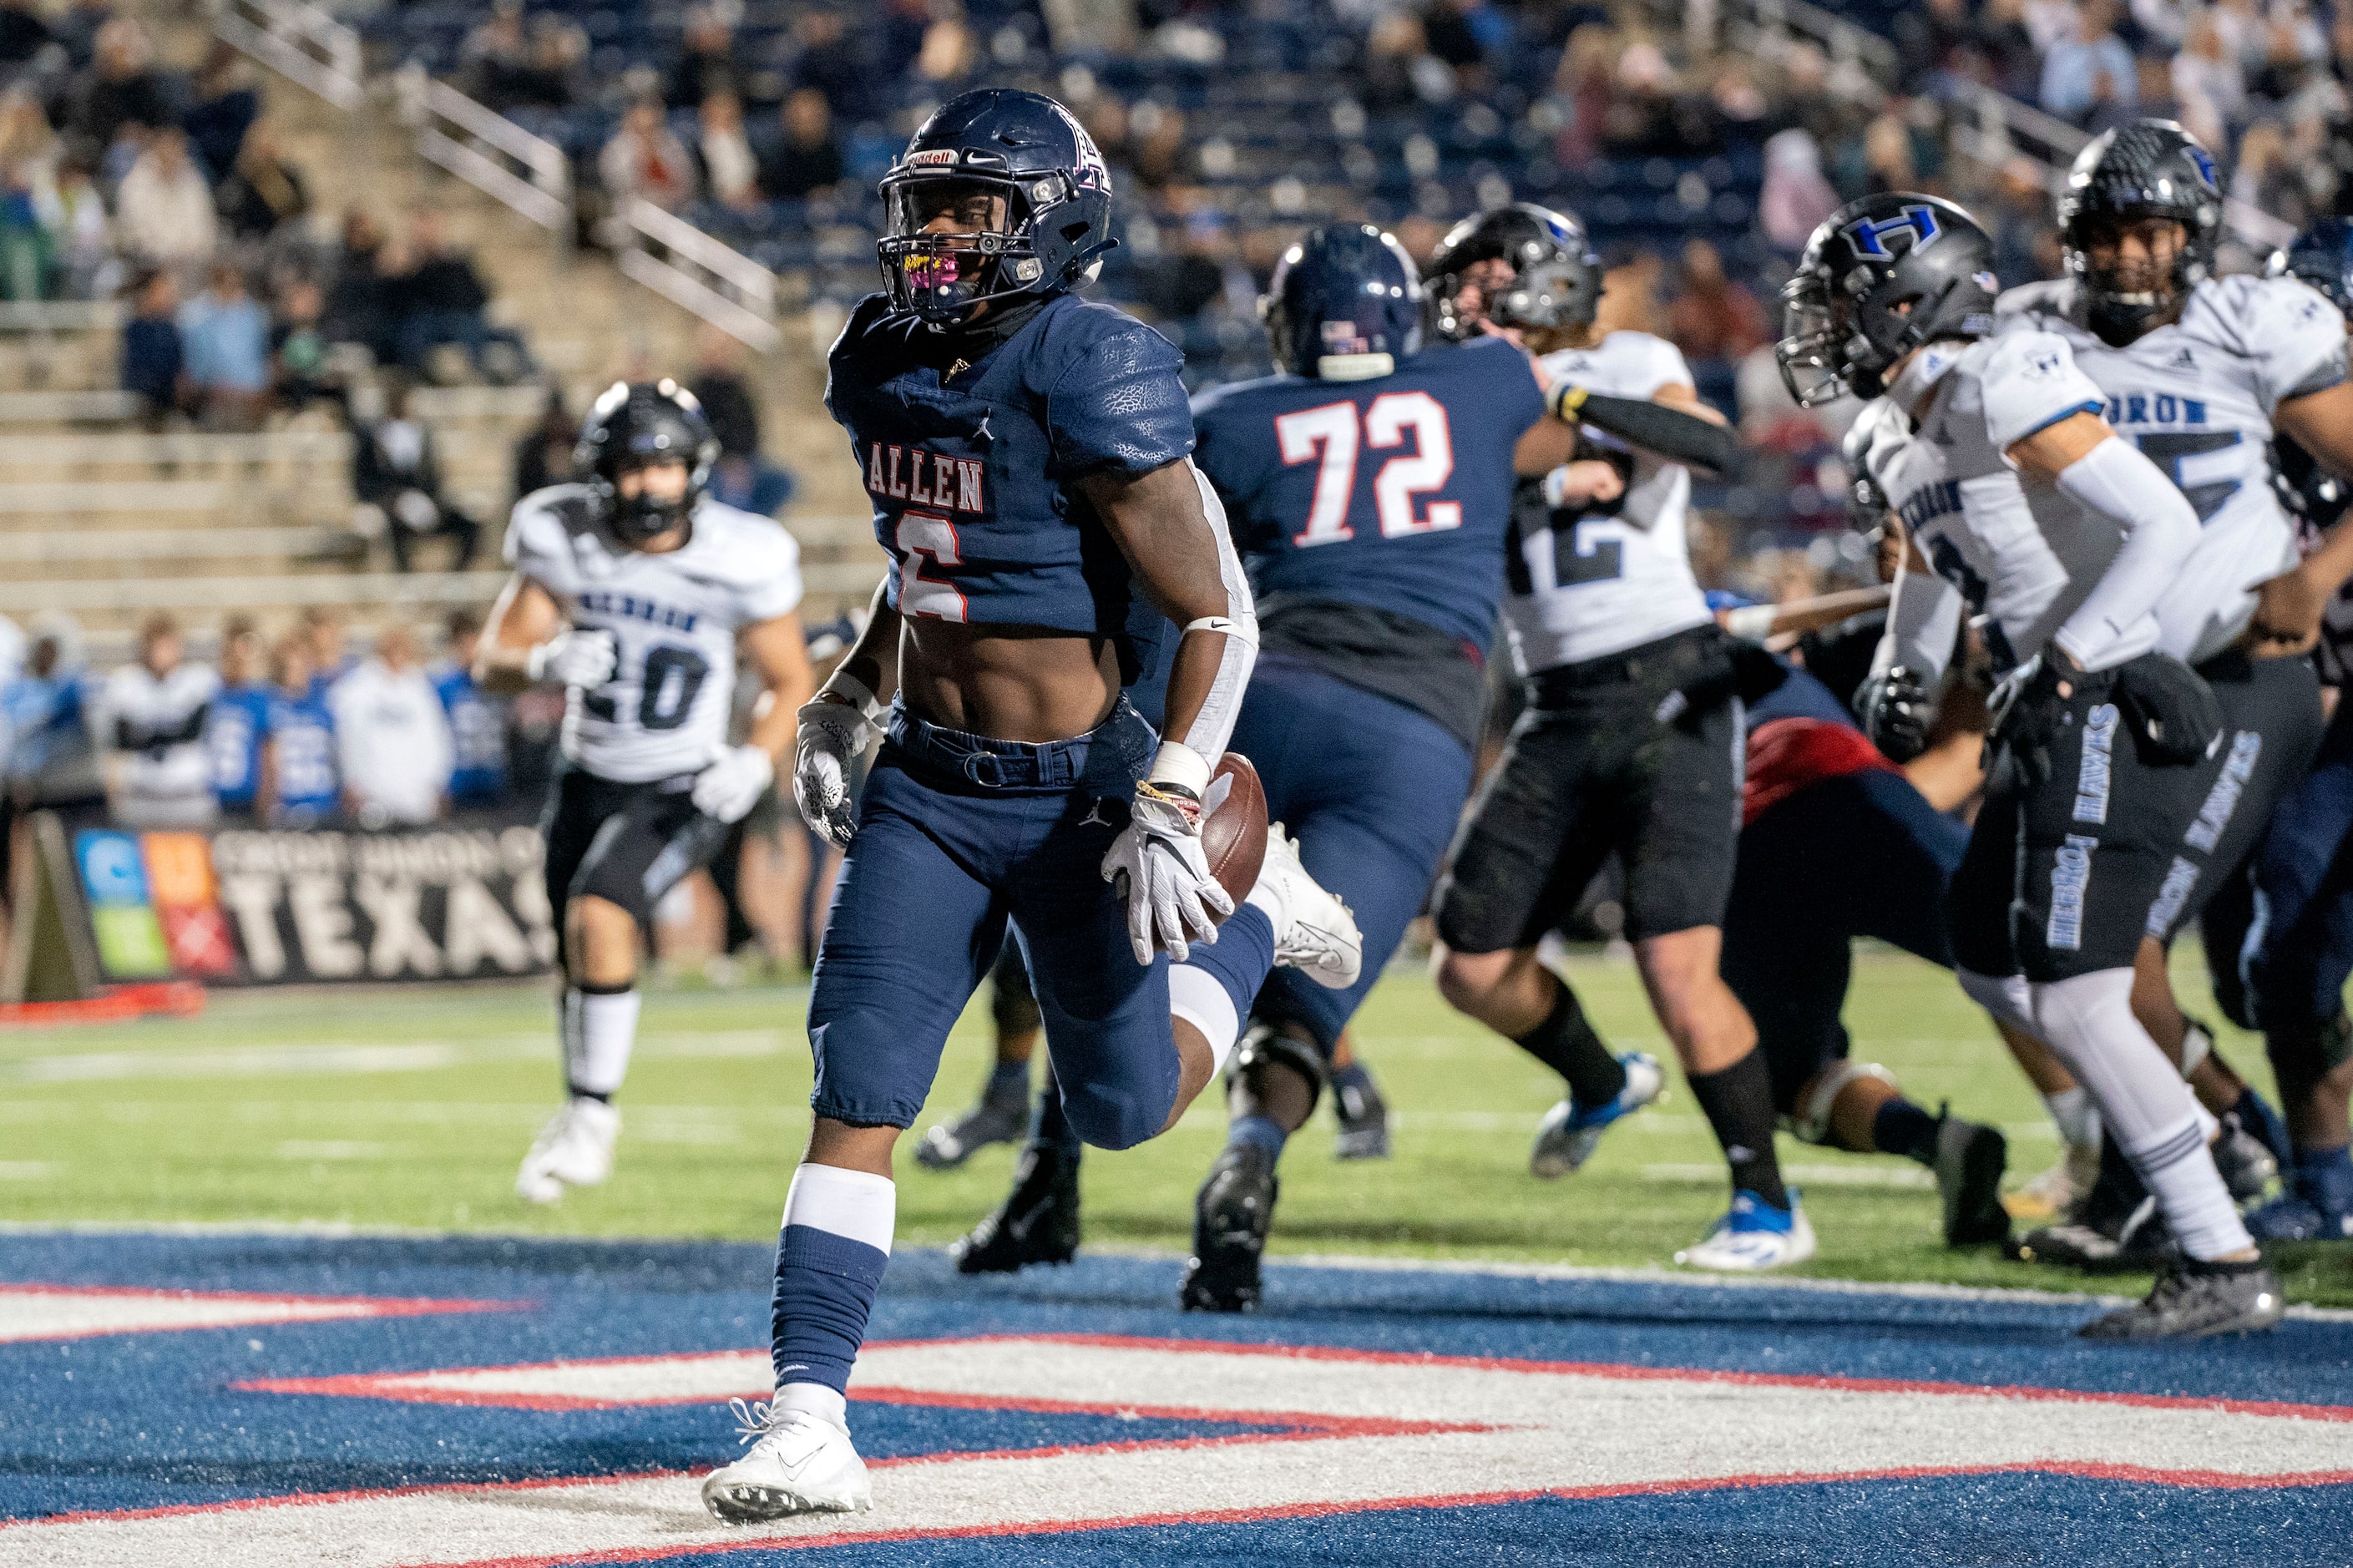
[64,817,555,987]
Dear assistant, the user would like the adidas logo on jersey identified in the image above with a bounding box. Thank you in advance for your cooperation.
[2170,346,2197,371]
[868,443,986,514]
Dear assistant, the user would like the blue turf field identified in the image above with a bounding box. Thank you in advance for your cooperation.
[4,1232,2350,1565]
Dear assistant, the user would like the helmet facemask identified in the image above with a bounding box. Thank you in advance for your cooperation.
[611,454,694,543]
[1774,270,1851,407]
[2067,213,2198,346]
[879,172,1063,326]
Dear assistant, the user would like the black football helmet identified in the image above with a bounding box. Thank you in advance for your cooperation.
[1423,202,1602,341]
[877,88,1116,327]
[574,380,719,543]
[1776,193,1999,407]
[2057,119,2223,346]
[1263,224,1424,380]
[2269,216,2353,315]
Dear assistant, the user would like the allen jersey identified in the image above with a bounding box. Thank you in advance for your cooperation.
[825,291,1196,685]
[1190,335,1546,655]
[1864,331,2134,678]
[1502,330,1712,671]
[1999,275,2346,663]
[505,484,803,784]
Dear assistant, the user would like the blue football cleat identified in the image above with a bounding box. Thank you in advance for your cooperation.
[1676,1190,1818,1272]
[1530,1051,1663,1179]
[2246,1182,2353,1242]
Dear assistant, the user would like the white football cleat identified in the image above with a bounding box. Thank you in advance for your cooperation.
[1530,1052,1665,1179]
[702,1398,873,1522]
[1255,824,1361,990]
[514,1097,620,1206]
[1674,1191,1817,1272]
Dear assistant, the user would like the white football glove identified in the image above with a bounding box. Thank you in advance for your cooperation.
[692,744,775,824]
[528,629,618,688]
[1101,781,1232,965]
[794,687,878,847]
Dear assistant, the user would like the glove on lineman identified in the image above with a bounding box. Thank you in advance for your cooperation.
[692,744,774,825]
[2113,651,2223,766]
[793,695,874,847]
[529,629,618,688]
[1856,665,1934,763]
[1101,781,1233,965]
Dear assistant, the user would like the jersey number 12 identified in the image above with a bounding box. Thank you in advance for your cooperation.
[1275,392,1462,545]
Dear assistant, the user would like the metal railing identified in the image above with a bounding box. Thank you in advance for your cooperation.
[392,65,572,232]
[210,0,363,111]
[614,200,784,352]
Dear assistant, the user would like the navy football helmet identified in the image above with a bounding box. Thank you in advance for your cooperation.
[574,380,719,543]
[1777,193,1999,405]
[1261,224,1424,381]
[2058,119,2223,345]
[1422,202,1602,341]
[2269,216,2353,315]
[877,89,1116,326]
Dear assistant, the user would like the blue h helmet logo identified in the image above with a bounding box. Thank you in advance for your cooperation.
[1846,204,1942,260]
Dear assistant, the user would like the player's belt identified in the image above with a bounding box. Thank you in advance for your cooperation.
[887,699,1149,791]
[1529,625,1725,705]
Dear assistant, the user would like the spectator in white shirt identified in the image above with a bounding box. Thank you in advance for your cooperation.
[696,91,762,211]
[327,625,453,829]
[100,612,221,828]
[113,126,218,273]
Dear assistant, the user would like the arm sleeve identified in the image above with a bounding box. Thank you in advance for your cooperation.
[1879,559,1967,689]
[1047,322,1196,479]
[1978,331,2109,450]
[2052,437,2204,670]
[1154,461,1258,785]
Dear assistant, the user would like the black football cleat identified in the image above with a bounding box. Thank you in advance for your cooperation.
[950,1143,1080,1274]
[2019,1135,2176,1272]
[1332,1070,1391,1161]
[2211,1116,2280,1206]
[1933,1112,2011,1248]
[1180,1143,1279,1313]
[2077,1257,2285,1340]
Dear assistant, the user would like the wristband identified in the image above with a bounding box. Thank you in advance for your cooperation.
[1547,380,1589,422]
[815,672,884,724]
[1147,741,1211,797]
[1722,604,1778,640]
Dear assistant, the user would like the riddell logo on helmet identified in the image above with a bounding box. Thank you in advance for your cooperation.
[906,149,959,167]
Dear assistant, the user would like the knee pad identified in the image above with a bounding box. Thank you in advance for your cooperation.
[1956,968,2036,1038]
[1229,1021,1328,1115]
[1784,1060,1897,1146]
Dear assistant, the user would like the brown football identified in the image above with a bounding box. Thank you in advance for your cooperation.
[1202,752,1269,915]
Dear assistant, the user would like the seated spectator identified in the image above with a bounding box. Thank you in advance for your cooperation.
[118,266,184,426]
[516,15,587,111]
[205,615,271,823]
[260,633,337,827]
[1760,128,1839,255]
[271,276,334,413]
[324,207,396,367]
[387,209,529,382]
[789,9,865,121]
[215,119,308,242]
[696,92,762,212]
[0,0,51,69]
[913,5,977,89]
[352,374,481,571]
[302,605,353,693]
[2041,0,2138,124]
[100,612,221,829]
[759,89,843,202]
[66,17,165,155]
[176,261,270,430]
[181,42,260,183]
[328,624,452,829]
[433,609,508,811]
[114,126,217,272]
[50,0,110,69]
[51,154,110,299]
[459,0,529,111]
[1,616,104,853]
[1667,239,1769,365]
[2174,12,2248,149]
[667,7,743,110]
[511,385,578,498]
[599,98,696,223]
[0,153,49,303]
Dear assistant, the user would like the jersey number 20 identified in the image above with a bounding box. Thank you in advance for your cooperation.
[583,644,710,731]
[1274,392,1462,545]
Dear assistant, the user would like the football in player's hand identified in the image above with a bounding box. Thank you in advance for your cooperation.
[1201,752,1268,914]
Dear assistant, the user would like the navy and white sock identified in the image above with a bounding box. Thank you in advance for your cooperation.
[770,1163,895,1424]
[1169,903,1278,1076]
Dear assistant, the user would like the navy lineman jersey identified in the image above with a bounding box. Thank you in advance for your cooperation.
[1191,336,1546,744]
[826,291,1195,685]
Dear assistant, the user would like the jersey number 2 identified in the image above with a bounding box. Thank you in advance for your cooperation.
[1274,393,1463,545]
[894,511,969,621]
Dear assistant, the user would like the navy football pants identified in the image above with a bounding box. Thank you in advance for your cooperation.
[1719,766,1969,1113]
[1232,659,1475,1056]
[807,700,1187,1151]
[2245,698,2353,1033]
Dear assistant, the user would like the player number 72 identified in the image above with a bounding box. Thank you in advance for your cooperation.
[1275,392,1463,545]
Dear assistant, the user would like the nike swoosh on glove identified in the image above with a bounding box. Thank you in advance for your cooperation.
[692,745,775,824]
[1101,781,1233,965]
[794,698,873,847]
[529,629,618,688]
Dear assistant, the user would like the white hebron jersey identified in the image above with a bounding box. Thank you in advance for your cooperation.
[504,484,802,783]
[1501,331,1712,672]
[1999,275,2345,664]
[1866,331,2132,680]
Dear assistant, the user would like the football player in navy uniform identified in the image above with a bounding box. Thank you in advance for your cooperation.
[700,90,1361,1520]
[948,223,1556,1309]
[478,382,816,1205]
